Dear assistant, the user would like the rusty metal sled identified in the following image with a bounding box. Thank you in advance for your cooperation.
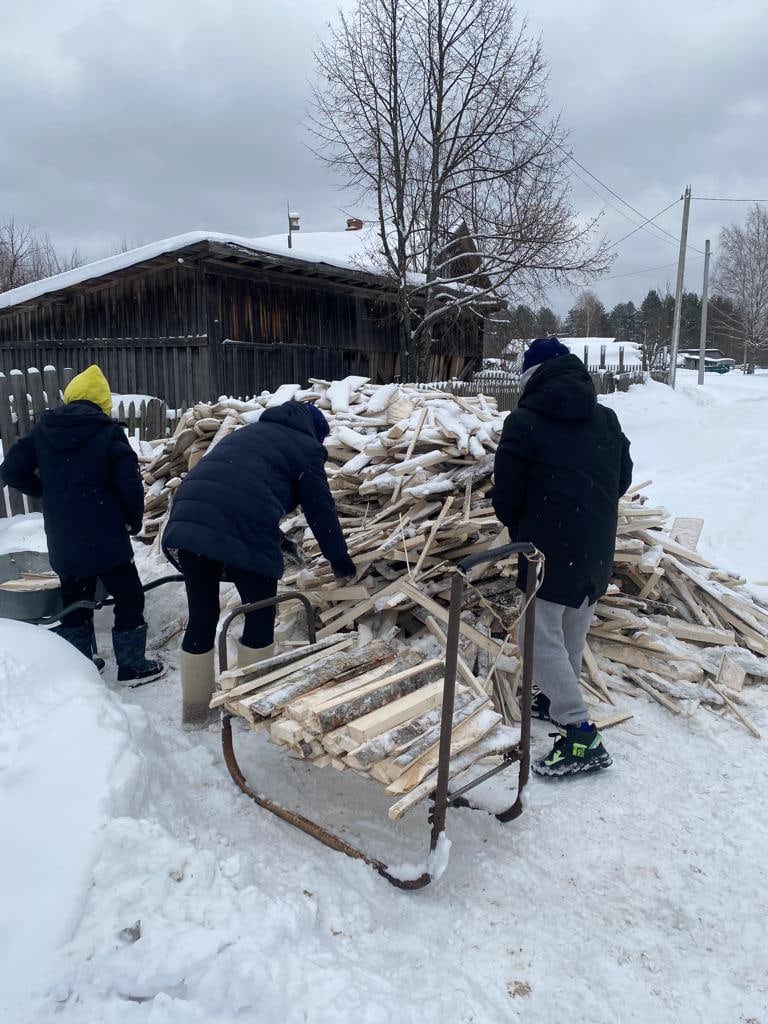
[218,542,541,889]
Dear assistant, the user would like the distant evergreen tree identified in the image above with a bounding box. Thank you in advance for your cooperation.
[608,300,639,342]
[535,306,560,336]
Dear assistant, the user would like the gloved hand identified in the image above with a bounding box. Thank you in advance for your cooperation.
[331,554,357,580]
[280,535,305,567]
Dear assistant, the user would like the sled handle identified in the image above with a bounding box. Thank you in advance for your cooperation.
[458,541,537,574]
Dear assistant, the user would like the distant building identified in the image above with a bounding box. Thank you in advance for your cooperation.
[0,226,483,403]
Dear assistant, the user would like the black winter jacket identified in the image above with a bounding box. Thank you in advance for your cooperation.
[492,355,633,607]
[0,401,144,579]
[162,402,350,579]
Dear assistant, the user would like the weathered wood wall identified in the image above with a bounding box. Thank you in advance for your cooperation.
[0,264,210,407]
[0,255,482,403]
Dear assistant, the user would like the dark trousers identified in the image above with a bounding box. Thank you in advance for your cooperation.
[178,549,278,655]
[60,561,145,632]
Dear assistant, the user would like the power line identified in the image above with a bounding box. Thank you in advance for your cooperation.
[532,121,705,255]
[567,164,681,249]
[601,254,704,282]
[692,197,768,203]
[530,121,691,251]
[611,199,682,248]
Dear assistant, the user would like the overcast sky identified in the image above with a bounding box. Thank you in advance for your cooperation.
[2,0,767,313]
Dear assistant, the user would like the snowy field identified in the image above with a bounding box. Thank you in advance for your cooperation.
[1,371,767,1024]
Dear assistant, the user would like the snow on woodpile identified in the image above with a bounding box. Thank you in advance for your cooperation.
[133,376,768,739]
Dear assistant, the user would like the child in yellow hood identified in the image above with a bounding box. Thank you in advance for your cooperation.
[1,365,165,684]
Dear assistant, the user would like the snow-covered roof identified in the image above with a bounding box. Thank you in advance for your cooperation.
[0,226,382,312]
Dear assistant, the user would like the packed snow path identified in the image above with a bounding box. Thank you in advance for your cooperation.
[1,371,767,1023]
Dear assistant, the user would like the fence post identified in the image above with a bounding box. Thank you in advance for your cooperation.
[145,397,164,440]
[26,368,47,423]
[583,345,589,365]
[618,346,625,373]
[600,344,606,369]
[43,365,63,407]
[0,372,25,516]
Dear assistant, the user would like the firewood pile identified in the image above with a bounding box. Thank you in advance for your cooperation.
[211,633,519,821]
[139,376,767,738]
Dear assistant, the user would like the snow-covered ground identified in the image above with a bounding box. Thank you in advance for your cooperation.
[1,371,767,1024]
[602,369,768,581]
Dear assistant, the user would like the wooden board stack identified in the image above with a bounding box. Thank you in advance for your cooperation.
[210,632,520,820]
[142,376,767,737]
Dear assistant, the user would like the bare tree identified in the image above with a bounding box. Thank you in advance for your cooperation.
[563,289,609,337]
[0,216,84,292]
[713,204,768,371]
[310,0,609,380]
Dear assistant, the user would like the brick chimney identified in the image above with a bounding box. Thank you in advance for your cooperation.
[346,217,364,231]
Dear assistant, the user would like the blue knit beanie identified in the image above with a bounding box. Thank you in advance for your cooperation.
[305,402,330,442]
[522,337,570,373]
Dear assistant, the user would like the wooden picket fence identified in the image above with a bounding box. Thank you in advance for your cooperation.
[0,365,178,519]
[424,365,650,412]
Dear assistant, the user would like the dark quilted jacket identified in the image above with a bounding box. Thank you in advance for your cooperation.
[162,402,349,578]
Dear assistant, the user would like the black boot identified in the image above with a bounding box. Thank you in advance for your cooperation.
[55,625,105,673]
[533,723,612,777]
[112,624,166,686]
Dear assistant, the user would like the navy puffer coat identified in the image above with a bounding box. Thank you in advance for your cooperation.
[492,355,633,607]
[0,401,144,579]
[162,401,350,579]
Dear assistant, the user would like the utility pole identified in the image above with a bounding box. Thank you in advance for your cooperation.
[697,239,711,386]
[668,185,692,388]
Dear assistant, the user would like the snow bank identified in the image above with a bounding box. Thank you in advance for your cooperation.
[560,337,642,367]
[602,369,768,580]
[0,622,148,1019]
[0,513,47,556]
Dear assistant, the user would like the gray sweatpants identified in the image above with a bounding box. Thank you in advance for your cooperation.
[518,597,594,726]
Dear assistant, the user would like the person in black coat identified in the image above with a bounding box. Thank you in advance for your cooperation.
[0,365,164,684]
[492,339,633,777]
[162,399,355,727]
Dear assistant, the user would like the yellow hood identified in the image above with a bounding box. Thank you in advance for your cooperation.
[63,365,112,416]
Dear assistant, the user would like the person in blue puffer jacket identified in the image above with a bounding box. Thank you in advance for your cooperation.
[162,399,355,727]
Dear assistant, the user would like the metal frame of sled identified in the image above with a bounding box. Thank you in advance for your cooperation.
[218,542,540,890]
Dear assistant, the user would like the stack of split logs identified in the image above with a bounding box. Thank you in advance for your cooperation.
[212,633,519,820]
[140,375,767,740]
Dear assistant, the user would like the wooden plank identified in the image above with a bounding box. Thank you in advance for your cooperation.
[346,679,446,744]
[385,707,502,795]
[595,712,634,729]
[707,678,761,738]
[43,365,63,407]
[312,661,444,734]
[670,516,704,551]
[717,653,746,692]
[590,638,704,681]
[246,641,397,719]
[285,658,408,720]
[637,529,714,569]
[398,581,504,658]
[211,636,353,706]
[373,694,489,784]
[410,496,455,581]
[663,618,736,646]
[424,615,486,696]
[388,725,519,820]
[344,691,475,769]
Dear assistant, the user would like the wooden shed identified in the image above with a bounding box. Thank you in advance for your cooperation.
[0,230,483,405]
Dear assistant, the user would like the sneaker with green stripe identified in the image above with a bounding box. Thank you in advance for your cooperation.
[533,723,612,777]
